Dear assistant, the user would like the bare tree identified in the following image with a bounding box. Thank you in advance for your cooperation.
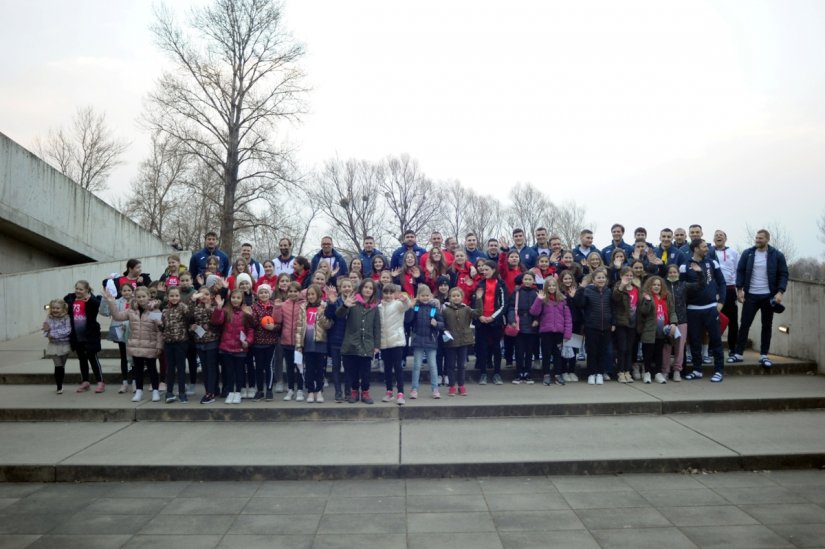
[504,182,557,242]
[146,0,307,252]
[124,131,191,238]
[464,190,504,247]
[554,200,590,251]
[379,154,443,243]
[818,210,825,249]
[743,221,798,264]
[440,180,471,241]
[307,158,385,255]
[35,106,129,193]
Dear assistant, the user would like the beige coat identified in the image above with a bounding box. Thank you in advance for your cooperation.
[111,306,163,358]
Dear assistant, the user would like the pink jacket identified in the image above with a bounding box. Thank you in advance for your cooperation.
[528,296,573,340]
[279,299,303,347]
[211,307,254,354]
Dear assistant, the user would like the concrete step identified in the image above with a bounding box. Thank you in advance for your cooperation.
[2,410,824,482]
[0,375,823,422]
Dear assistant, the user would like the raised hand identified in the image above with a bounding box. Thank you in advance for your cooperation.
[344,295,356,308]
[536,290,546,300]
[410,266,421,278]
[644,293,652,301]
[214,295,224,308]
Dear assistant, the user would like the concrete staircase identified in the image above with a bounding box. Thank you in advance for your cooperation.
[1,333,823,483]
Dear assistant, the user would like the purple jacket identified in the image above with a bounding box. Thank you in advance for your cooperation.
[528,296,573,340]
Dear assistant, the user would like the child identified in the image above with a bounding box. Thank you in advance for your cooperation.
[442,287,475,396]
[406,284,445,399]
[612,267,640,384]
[559,270,583,382]
[255,260,279,292]
[159,254,186,288]
[530,277,572,385]
[270,272,292,394]
[64,280,104,393]
[235,272,256,397]
[337,279,381,404]
[422,248,449,291]
[370,256,387,282]
[472,260,507,385]
[434,275,451,385]
[530,255,555,289]
[296,284,332,403]
[178,271,199,392]
[196,256,222,289]
[280,282,306,402]
[100,283,134,393]
[393,250,425,297]
[43,299,71,394]
[663,263,704,382]
[161,287,191,403]
[226,258,249,291]
[250,284,282,401]
[448,250,476,305]
[637,276,679,384]
[324,278,354,402]
[379,283,412,404]
[211,289,254,404]
[103,286,164,402]
[190,288,220,404]
[509,272,540,384]
[574,267,614,386]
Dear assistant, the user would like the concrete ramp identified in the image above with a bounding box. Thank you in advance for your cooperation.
[0,132,169,274]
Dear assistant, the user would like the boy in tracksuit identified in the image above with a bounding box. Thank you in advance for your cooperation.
[680,239,728,382]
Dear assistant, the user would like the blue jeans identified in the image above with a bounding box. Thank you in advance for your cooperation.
[412,347,438,391]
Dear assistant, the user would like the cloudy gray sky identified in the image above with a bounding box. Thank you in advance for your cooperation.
[1,0,823,257]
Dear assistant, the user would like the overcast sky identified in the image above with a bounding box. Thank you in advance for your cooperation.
[1,0,824,257]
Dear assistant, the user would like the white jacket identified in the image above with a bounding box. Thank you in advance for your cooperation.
[379,299,412,349]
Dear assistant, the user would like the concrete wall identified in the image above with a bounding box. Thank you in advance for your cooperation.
[0,232,65,273]
[744,279,824,373]
[0,253,190,342]
[0,132,170,273]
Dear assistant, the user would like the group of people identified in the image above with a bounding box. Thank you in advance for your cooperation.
[42,223,789,405]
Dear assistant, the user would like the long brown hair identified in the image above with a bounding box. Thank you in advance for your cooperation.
[642,275,669,299]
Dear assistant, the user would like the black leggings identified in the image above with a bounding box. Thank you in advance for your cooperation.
[133,357,159,391]
[117,341,129,383]
[75,347,103,384]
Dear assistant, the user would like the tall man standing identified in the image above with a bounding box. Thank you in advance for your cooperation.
[189,231,230,277]
[712,230,740,355]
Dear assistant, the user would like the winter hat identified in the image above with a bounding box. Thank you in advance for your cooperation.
[257,283,272,294]
[436,275,451,287]
[205,275,221,289]
[236,273,252,288]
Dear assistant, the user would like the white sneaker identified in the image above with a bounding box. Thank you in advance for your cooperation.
[283,389,294,401]
[655,373,667,384]
[643,372,652,384]
[672,371,682,382]
[232,392,242,404]
[131,389,143,402]
[306,393,315,403]
[296,390,305,402]
[152,389,161,402]
[570,373,579,382]
[225,393,234,404]
[632,364,641,380]
[316,393,324,403]
[275,382,285,394]
[587,375,596,385]
[595,374,604,385]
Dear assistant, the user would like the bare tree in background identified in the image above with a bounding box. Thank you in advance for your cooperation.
[380,154,443,243]
[147,0,306,252]
[743,221,797,264]
[505,182,557,242]
[307,158,385,255]
[124,131,191,237]
[440,180,471,241]
[554,200,590,250]
[818,210,825,250]
[35,106,128,193]
[464,190,504,246]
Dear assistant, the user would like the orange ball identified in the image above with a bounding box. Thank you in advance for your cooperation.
[261,315,274,328]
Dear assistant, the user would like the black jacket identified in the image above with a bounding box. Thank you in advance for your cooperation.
[63,293,103,353]
[736,245,789,296]
[471,278,508,326]
[574,284,614,331]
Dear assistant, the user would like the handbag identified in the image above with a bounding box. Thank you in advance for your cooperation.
[504,289,520,337]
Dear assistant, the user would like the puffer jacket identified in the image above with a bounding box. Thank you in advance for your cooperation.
[111,305,163,358]
[190,302,220,344]
[211,306,254,354]
[637,293,678,344]
[507,286,539,334]
[379,299,412,349]
[161,302,191,343]
[528,296,572,339]
[405,299,444,350]
[251,300,283,346]
[336,300,381,357]
[295,302,333,347]
[279,298,303,347]
[573,284,615,331]
[324,297,347,348]
[442,303,475,348]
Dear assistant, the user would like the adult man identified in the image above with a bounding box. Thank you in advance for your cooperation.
[680,239,727,382]
[499,228,537,269]
[486,238,502,262]
[712,230,740,355]
[274,238,295,276]
[419,230,453,268]
[532,227,551,258]
[688,224,717,260]
[572,229,598,265]
[390,230,426,269]
[311,236,348,283]
[601,223,634,264]
[464,232,486,264]
[240,243,264,281]
[634,227,655,250]
[729,230,789,368]
[445,237,459,255]
[674,227,689,254]
[359,236,384,276]
[189,231,230,277]
[651,228,686,277]
[548,236,564,267]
